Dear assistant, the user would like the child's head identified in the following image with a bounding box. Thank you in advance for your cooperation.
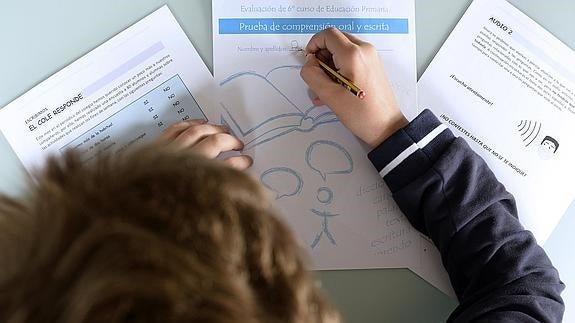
[0,146,339,323]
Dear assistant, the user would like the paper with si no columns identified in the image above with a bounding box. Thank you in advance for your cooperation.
[419,0,575,245]
[212,0,457,296]
[0,6,217,172]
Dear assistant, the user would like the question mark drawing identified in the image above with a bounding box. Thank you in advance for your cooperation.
[305,140,354,181]
[260,167,303,200]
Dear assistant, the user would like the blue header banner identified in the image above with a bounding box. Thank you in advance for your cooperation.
[219,18,409,34]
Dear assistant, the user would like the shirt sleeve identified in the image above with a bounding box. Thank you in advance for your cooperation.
[368,109,565,322]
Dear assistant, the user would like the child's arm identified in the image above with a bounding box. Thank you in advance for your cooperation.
[368,109,564,322]
[302,28,564,322]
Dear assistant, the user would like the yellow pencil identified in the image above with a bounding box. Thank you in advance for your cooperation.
[315,57,366,100]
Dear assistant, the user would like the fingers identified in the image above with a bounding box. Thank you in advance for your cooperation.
[315,49,333,65]
[168,123,229,150]
[301,54,338,92]
[341,31,369,46]
[159,121,253,169]
[191,133,245,159]
[157,119,207,143]
[305,28,378,81]
[312,96,324,106]
[300,54,354,113]
[306,27,357,58]
[222,155,253,170]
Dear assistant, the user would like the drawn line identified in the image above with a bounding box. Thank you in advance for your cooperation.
[220,69,304,113]
[521,121,532,137]
[310,208,339,249]
[223,104,338,149]
[526,122,541,147]
[524,122,537,142]
[518,120,525,129]
[317,187,334,204]
[306,140,354,181]
[265,65,302,78]
[219,65,342,150]
[222,103,303,137]
[250,117,340,149]
[260,167,303,199]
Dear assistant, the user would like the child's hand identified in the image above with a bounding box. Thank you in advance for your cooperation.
[157,120,253,170]
[300,28,408,148]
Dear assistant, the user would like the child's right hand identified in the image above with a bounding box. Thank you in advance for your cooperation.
[300,28,408,148]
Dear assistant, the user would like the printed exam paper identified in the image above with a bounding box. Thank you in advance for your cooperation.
[0,6,216,171]
[212,0,455,295]
[419,0,575,244]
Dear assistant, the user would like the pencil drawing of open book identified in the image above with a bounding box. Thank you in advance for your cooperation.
[219,65,339,149]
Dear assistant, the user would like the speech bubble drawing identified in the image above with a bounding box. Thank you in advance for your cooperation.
[260,167,303,200]
[305,140,354,181]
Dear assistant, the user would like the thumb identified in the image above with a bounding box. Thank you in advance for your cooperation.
[300,54,351,111]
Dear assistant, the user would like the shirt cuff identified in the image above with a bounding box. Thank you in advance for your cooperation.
[367,109,455,192]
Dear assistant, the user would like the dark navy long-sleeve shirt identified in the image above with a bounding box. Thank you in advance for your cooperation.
[368,110,565,322]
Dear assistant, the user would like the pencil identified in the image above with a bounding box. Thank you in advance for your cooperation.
[315,58,366,100]
[292,47,366,99]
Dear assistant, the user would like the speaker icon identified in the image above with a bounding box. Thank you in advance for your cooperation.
[517,120,541,147]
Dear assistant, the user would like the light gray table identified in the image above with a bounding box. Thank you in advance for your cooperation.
[1,1,573,322]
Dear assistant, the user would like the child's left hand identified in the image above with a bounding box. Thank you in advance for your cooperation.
[157,119,253,170]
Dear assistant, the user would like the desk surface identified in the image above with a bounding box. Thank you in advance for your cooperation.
[0,1,573,322]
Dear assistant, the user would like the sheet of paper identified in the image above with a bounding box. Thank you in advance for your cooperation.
[212,0,435,275]
[419,0,575,244]
[0,6,217,171]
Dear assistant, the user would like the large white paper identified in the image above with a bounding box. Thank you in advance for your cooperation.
[212,0,445,283]
[0,6,217,171]
[419,0,575,244]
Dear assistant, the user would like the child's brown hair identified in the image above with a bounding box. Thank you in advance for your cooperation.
[0,146,340,323]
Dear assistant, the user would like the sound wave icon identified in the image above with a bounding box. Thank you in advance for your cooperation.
[517,120,541,147]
